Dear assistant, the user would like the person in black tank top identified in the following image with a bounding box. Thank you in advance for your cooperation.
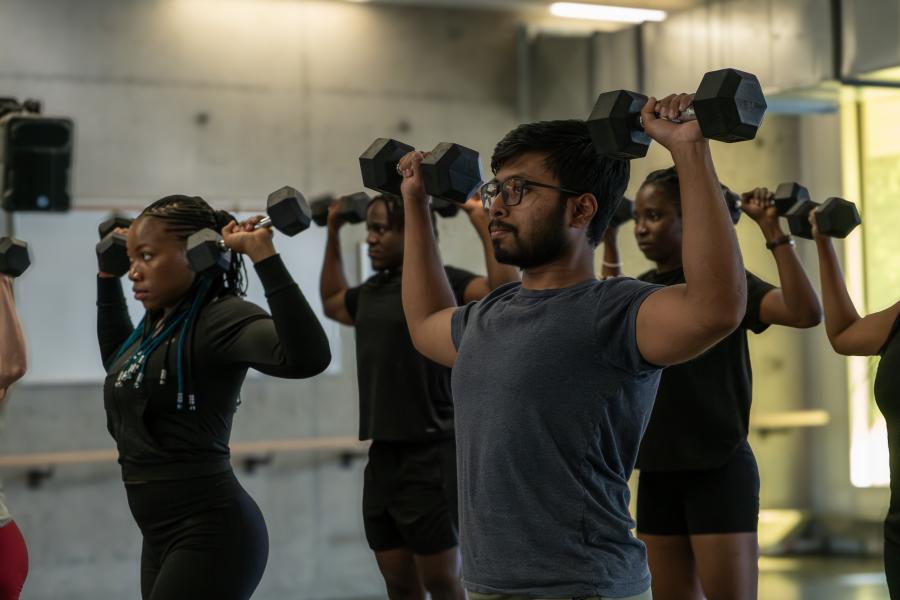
[97,195,331,600]
[0,274,28,600]
[319,193,518,600]
[809,213,900,597]
[603,169,823,600]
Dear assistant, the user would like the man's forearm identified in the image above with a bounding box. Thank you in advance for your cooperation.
[402,197,456,328]
[675,144,746,325]
[320,227,349,301]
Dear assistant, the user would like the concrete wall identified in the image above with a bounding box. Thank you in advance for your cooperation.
[639,0,834,94]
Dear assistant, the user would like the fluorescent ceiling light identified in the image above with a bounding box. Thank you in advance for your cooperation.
[549,2,667,23]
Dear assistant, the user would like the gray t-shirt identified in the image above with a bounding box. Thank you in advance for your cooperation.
[450,277,662,598]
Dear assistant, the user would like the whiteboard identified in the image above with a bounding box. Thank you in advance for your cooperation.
[12,210,342,384]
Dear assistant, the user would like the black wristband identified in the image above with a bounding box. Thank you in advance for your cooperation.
[766,235,795,250]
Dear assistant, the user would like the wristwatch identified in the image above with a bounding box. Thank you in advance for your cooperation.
[766,235,795,250]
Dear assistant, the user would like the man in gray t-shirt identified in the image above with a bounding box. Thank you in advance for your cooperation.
[396,94,749,599]
[451,277,661,597]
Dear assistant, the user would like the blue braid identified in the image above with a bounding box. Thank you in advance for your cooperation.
[111,277,212,407]
[176,277,212,410]
[112,309,190,390]
[107,315,146,370]
[133,314,191,387]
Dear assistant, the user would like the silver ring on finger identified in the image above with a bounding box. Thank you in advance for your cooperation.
[395,162,403,176]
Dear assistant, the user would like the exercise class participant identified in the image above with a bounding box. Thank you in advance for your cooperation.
[96,195,331,600]
[0,274,28,600]
[397,92,747,599]
[603,174,822,600]
[319,192,518,600]
[807,213,900,597]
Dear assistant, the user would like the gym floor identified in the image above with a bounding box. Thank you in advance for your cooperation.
[264,558,889,600]
[761,557,887,599]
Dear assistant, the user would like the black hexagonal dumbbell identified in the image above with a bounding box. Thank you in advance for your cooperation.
[431,197,460,218]
[772,182,810,216]
[95,212,134,277]
[816,197,861,238]
[98,213,133,239]
[310,192,371,227]
[788,196,861,239]
[264,186,312,236]
[587,68,767,160]
[185,229,233,273]
[0,237,30,277]
[186,186,311,272]
[359,138,413,197]
[420,142,483,204]
[96,232,130,276]
[359,138,483,203]
[784,195,861,240]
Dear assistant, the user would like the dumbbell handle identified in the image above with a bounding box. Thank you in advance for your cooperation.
[214,218,275,249]
[638,106,698,129]
[224,217,275,231]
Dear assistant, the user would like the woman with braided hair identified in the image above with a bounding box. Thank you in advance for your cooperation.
[96,195,331,600]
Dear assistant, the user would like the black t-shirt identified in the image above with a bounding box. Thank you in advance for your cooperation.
[635,268,775,471]
[97,255,331,482]
[345,265,477,442]
[876,312,900,518]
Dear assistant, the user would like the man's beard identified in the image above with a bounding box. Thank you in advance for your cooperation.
[492,205,569,270]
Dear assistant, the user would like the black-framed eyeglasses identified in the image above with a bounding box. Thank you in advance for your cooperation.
[479,176,582,209]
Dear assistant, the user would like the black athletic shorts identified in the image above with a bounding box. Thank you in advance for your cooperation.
[636,440,760,535]
[362,438,458,555]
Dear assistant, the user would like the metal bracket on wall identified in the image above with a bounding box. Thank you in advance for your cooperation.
[25,466,54,490]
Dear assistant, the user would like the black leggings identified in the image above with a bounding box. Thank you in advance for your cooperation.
[887,537,900,600]
[886,506,900,599]
[125,470,269,600]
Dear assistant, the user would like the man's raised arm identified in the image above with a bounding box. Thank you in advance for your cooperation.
[399,151,460,367]
[635,94,747,366]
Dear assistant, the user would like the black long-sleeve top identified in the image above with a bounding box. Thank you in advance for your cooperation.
[97,254,331,482]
